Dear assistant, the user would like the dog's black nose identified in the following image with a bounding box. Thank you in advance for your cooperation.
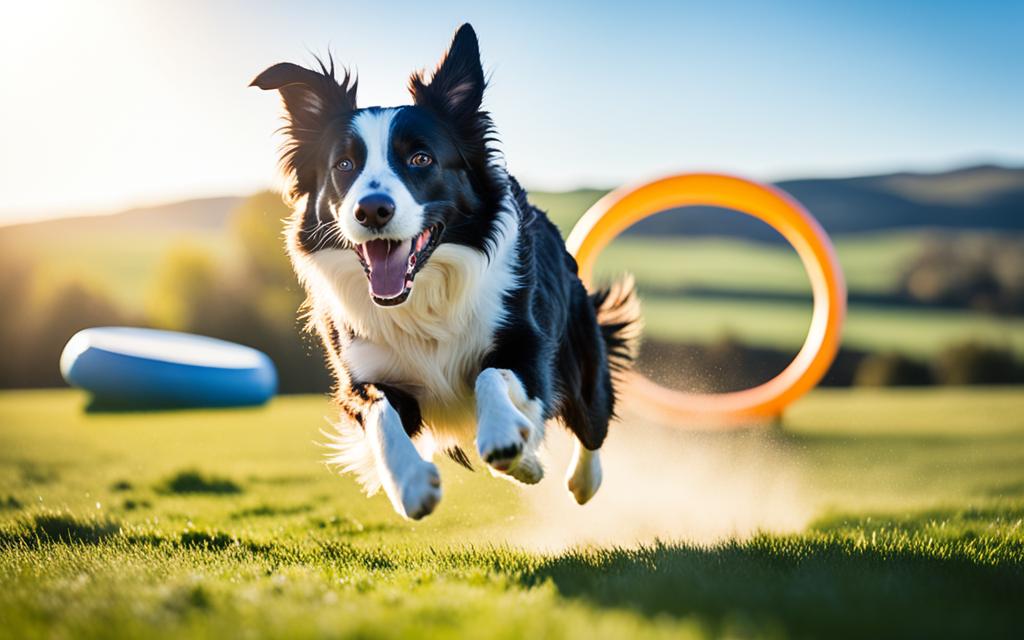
[354,193,396,230]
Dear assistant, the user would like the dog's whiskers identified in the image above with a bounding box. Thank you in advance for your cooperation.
[302,219,345,253]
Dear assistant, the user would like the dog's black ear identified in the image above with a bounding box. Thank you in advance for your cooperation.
[409,24,485,122]
[251,60,357,121]
[251,59,357,196]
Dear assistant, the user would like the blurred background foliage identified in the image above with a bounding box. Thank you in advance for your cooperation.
[0,166,1022,393]
[898,235,1024,313]
[0,192,330,393]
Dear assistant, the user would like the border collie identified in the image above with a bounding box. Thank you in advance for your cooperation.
[252,24,641,519]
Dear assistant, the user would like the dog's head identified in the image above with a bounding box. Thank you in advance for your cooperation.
[252,24,503,307]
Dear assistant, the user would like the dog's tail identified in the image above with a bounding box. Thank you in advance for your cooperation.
[590,274,643,382]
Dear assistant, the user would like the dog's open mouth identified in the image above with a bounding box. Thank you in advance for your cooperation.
[354,224,443,306]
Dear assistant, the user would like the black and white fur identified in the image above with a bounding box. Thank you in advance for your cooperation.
[252,24,641,519]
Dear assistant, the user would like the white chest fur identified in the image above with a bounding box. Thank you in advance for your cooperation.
[293,207,519,444]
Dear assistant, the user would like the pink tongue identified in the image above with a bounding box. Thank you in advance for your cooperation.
[363,239,412,298]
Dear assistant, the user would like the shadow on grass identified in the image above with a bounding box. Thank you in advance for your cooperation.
[0,511,270,554]
[1,496,22,511]
[0,510,168,549]
[520,533,1024,639]
[83,397,269,414]
[156,469,242,495]
[0,510,395,565]
[983,480,1024,499]
[11,511,121,544]
[229,504,313,519]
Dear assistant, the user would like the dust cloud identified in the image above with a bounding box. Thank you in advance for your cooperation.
[507,409,815,551]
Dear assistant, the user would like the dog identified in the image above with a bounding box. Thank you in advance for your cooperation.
[251,23,641,519]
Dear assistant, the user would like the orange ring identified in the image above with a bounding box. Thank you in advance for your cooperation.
[566,173,847,426]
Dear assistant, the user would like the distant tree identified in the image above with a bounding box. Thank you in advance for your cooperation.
[229,192,330,393]
[145,197,331,394]
[231,190,296,290]
[991,241,1024,312]
[0,249,136,388]
[637,334,796,393]
[21,280,128,388]
[147,244,225,331]
[0,257,38,387]
[933,341,1020,385]
[854,352,933,387]
[0,258,33,344]
[898,234,1024,314]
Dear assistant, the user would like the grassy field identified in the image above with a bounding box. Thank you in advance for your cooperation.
[591,234,1024,356]
[637,295,1024,357]
[2,388,1024,638]
[594,232,926,296]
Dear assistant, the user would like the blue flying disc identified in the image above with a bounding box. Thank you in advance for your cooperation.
[60,327,277,409]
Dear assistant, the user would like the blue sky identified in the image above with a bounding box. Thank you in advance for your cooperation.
[0,0,1021,222]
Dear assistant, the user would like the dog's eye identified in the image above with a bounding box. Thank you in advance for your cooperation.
[335,158,355,172]
[409,152,433,168]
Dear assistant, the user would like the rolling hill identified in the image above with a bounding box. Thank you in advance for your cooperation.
[1,196,245,238]
[2,164,1021,244]
[620,164,1024,241]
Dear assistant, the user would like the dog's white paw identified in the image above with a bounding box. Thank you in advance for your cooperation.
[479,423,545,485]
[477,407,531,473]
[475,368,546,485]
[566,445,602,505]
[389,461,441,520]
[506,452,544,485]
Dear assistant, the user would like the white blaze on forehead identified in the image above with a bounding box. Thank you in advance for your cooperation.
[335,108,425,244]
[356,108,396,176]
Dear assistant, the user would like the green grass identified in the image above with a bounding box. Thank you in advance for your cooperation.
[529,188,609,234]
[2,389,1024,638]
[594,231,928,296]
[591,232,1024,356]
[637,295,1024,357]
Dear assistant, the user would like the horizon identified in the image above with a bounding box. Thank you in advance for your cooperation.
[1,158,1021,229]
[1,1,1022,224]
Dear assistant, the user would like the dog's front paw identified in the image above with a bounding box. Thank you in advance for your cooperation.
[506,452,544,485]
[475,368,546,485]
[477,409,530,473]
[477,410,546,484]
[390,461,441,520]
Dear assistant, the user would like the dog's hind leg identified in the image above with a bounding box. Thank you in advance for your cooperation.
[559,389,607,505]
[566,440,602,505]
[555,280,628,504]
